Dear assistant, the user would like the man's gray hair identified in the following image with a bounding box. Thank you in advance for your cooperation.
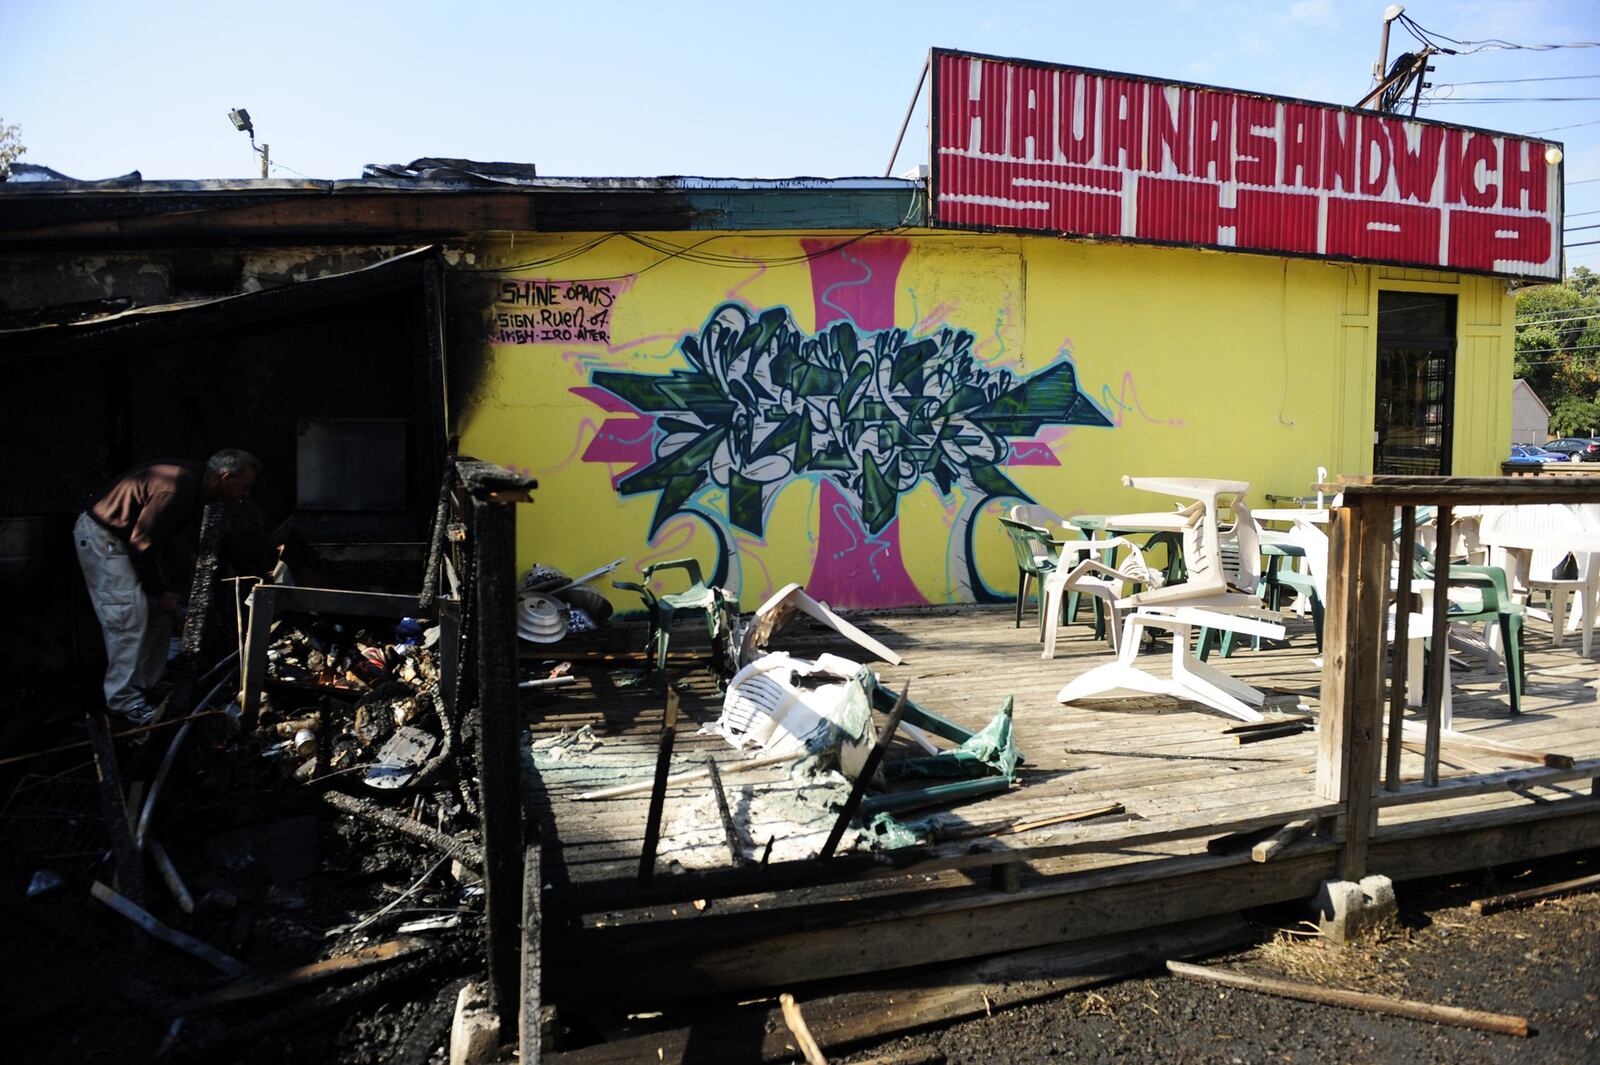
[207,449,261,478]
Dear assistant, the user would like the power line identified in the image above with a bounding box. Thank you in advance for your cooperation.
[1419,96,1600,104]
[1398,13,1599,54]
[1567,240,1600,248]
[1516,317,1600,331]
[1517,321,1600,335]
[1530,119,1600,134]
[1520,304,1600,317]
[1516,309,1600,325]
[1439,74,1600,86]
[1570,178,1600,186]
[1515,343,1600,356]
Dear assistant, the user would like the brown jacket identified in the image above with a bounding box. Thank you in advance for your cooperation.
[88,460,204,596]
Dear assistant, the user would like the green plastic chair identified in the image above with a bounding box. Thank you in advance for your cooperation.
[614,558,736,673]
[999,517,1061,632]
[1409,540,1526,715]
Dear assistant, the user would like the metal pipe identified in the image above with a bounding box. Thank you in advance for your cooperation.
[885,56,931,178]
[1385,505,1415,791]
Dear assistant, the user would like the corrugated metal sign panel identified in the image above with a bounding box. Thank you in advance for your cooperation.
[929,48,1563,281]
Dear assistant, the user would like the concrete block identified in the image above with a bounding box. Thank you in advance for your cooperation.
[1314,875,1398,945]
[450,982,502,1065]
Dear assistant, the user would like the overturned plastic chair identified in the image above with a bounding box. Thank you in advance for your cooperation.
[1057,477,1284,722]
[614,557,737,673]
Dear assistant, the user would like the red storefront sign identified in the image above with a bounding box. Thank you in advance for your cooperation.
[930,49,1563,281]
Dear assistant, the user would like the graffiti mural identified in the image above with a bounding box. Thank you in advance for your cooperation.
[582,299,1112,602]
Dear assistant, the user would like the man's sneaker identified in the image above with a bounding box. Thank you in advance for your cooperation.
[109,701,156,727]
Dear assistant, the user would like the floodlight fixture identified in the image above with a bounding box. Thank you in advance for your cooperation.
[227,107,268,179]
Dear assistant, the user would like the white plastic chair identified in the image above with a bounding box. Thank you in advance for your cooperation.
[1057,477,1284,722]
[1479,503,1595,655]
[1039,536,1163,658]
[1009,503,1064,528]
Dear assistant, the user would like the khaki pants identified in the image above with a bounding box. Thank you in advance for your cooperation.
[74,512,172,714]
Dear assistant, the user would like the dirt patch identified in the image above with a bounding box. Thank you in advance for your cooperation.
[841,851,1600,1065]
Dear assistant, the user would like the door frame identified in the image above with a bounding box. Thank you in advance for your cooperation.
[1371,279,1465,477]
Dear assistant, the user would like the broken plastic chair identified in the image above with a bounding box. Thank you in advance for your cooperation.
[1057,477,1284,722]
[737,583,901,667]
[1059,606,1285,721]
[1199,499,1323,659]
[614,557,738,673]
[862,696,1019,816]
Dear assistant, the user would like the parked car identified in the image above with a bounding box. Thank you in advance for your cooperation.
[1542,437,1600,462]
[1508,443,1571,464]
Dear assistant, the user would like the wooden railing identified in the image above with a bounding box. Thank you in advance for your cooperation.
[1315,476,1600,881]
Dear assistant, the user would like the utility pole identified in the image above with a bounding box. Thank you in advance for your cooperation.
[260,143,269,179]
[1357,4,1407,110]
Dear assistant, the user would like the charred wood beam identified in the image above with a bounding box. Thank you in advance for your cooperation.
[163,501,226,728]
[85,709,145,904]
[418,461,456,611]
[469,485,527,1035]
[320,790,483,871]
[705,755,745,867]
[520,841,543,1065]
[638,689,682,886]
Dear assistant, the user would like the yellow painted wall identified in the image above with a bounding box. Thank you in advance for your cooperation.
[452,230,1512,611]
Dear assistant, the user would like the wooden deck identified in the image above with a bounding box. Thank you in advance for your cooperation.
[520,600,1600,1007]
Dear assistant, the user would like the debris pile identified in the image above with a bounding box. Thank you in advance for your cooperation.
[260,616,451,791]
[565,580,1029,871]
[516,559,622,644]
[263,616,440,693]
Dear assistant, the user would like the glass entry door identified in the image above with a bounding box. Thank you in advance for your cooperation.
[1373,292,1457,476]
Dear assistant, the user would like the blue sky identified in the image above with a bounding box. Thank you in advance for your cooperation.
[2,1,1596,254]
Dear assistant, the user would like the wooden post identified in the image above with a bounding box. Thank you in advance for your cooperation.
[1423,504,1452,787]
[470,489,525,1035]
[1385,506,1415,791]
[1316,498,1390,881]
[237,584,277,733]
[705,755,744,866]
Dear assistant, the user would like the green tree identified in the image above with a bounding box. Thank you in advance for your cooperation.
[0,118,23,179]
[1570,266,1599,300]
[1515,280,1600,415]
[1549,394,1600,437]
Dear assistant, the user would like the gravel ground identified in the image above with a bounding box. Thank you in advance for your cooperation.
[840,851,1600,1065]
